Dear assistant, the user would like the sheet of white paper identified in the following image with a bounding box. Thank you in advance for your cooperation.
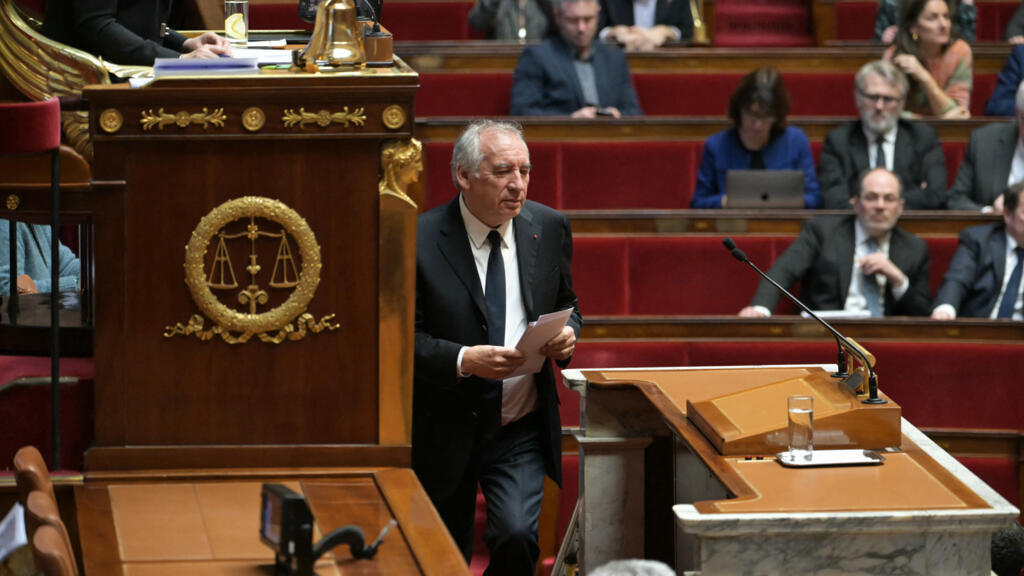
[0,503,27,562]
[233,48,293,65]
[800,309,871,319]
[507,308,574,378]
[243,39,287,48]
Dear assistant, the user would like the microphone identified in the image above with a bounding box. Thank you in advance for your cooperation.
[723,237,886,405]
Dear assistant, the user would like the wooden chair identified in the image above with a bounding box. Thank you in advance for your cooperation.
[31,525,76,576]
[23,490,78,576]
[13,445,55,506]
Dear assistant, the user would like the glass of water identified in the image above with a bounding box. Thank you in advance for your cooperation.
[224,0,249,44]
[787,395,813,461]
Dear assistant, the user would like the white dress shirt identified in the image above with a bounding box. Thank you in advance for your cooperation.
[863,124,898,172]
[843,221,908,314]
[988,235,1024,320]
[456,195,536,425]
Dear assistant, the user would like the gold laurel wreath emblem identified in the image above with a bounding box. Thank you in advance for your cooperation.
[164,196,338,344]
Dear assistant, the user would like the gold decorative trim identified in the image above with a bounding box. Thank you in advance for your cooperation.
[99,108,123,134]
[379,138,421,209]
[282,106,365,129]
[6,194,19,211]
[381,105,406,130]
[141,107,227,131]
[164,196,338,344]
[241,107,266,132]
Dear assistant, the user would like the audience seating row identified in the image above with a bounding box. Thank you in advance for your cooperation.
[421,139,970,212]
[829,0,1020,42]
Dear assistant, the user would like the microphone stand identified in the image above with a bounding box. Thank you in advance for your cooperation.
[723,238,886,405]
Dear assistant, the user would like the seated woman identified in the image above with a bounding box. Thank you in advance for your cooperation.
[883,0,972,119]
[0,221,80,296]
[690,67,821,209]
[875,0,975,44]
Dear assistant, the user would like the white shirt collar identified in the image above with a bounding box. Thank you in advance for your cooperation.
[459,194,514,250]
[862,122,898,146]
[854,219,891,252]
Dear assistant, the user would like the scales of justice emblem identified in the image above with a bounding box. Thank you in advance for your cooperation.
[164,196,338,344]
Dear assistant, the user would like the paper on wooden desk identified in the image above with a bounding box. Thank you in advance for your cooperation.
[508,308,573,378]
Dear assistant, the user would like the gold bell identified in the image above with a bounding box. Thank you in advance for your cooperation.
[297,0,366,69]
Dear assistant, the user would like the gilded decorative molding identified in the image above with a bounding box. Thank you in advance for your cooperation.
[282,106,365,129]
[62,110,92,161]
[98,108,123,134]
[241,107,266,132]
[164,196,338,344]
[381,105,406,130]
[379,138,421,209]
[141,107,227,131]
[6,194,19,211]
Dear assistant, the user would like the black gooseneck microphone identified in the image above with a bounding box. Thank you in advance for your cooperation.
[723,237,886,405]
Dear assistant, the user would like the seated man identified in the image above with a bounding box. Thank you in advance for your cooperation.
[468,0,556,40]
[597,0,694,52]
[946,81,1024,213]
[43,0,231,66]
[985,46,1024,116]
[739,168,932,318]
[0,221,80,296]
[510,0,643,117]
[818,61,946,210]
[932,182,1024,319]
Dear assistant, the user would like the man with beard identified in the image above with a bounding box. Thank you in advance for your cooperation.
[739,168,932,317]
[818,60,947,210]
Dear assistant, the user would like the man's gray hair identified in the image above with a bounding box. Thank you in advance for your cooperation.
[854,60,908,99]
[1015,80,1024,114]
[450,119,528,191]
[555,0,598,13]
[588,559,675,576]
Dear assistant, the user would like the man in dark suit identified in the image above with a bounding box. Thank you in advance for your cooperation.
[819,60,946,210]
[510,0,643,117]
[414,120,582,575]
[43,0,231,65]
[946,82,1024,212]
[597,0,694,51]
[932,183,1024,319]
[984,45,1024,117]
[739,168,932,317]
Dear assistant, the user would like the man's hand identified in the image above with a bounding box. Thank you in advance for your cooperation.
[992,193,1005,215]
[571,106,599,118]
[181,32,232,58]
[880,25,898,44]
[462,345,526,379]
[16,274,38,295]
[1009,35,1024,44]
[858,252,906,286]
[931,308,955,320]
[540,326,576,361]
[738,306,767,318]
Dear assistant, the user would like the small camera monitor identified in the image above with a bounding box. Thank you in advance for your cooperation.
[260,483,314,556]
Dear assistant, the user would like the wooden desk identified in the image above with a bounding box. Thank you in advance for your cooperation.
[562,365,1019,575]
[75,468,469,576]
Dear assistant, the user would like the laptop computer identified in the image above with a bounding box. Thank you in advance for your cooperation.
[725,170,805,209]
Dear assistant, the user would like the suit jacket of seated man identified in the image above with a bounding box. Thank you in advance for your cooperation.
[946,122,1017,211]
[984,45,1024,117]
[749,215,932,316]
[510,35,644,116]
[597,0,694,41]
[413,196,583,504]
[818,119,947,210]
[43,0,188,66]
[934,223,1014,317]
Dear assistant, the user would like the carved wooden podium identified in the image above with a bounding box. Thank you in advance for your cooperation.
[83,67,419,470]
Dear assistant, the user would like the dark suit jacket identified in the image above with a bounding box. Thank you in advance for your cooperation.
[510,36,643,116]
[985,45,1024,117]
[946,122,1018,211]
[818,119,947,210]
[43,0,187,65]
[598,0,694,41]
[750,215,932,316]
[413,198,582,502]
[934,224,1011,318]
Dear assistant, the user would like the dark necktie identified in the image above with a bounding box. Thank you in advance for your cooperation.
[486,230,506,346]
[862,238,883,317]
[875,136,886,170]
[996,247,1024,319]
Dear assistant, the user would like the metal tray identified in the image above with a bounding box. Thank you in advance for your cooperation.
[776,449,886,467]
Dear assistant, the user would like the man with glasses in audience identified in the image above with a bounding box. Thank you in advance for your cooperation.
[933,182,1024,319]
[818,60,947,210]
[739,168,932,317]
[946,81,1024,213]
[510,0,643,117]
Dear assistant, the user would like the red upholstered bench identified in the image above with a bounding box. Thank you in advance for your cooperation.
[417,74,514,117]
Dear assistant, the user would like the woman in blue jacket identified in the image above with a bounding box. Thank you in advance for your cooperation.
[691,67,821,209]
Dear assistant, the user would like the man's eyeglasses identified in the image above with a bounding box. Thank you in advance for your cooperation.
[857,91,903,105]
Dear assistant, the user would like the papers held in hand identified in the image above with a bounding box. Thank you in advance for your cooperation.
[507,308,574,378]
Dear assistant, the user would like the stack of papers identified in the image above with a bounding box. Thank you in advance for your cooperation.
[153,57,258,77]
